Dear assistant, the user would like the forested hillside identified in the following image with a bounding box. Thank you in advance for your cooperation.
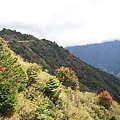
[66,41,120,76]
[0,37,120,120]
[0,28,120,103]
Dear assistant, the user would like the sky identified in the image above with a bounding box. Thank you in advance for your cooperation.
[0,0,120,47]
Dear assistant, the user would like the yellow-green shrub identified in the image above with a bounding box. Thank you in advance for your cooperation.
[55,67,79,90]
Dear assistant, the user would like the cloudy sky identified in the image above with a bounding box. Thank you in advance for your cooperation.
[0,0,120,47]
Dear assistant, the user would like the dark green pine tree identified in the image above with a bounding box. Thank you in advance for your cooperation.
[0,83,18,116]
[43,76,61,103]
[0,38,28,116]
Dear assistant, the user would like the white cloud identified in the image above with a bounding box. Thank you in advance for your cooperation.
[0,0,120,46]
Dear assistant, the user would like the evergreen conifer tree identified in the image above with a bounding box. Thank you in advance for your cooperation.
[0,38,28,116]
[44,76,61,103]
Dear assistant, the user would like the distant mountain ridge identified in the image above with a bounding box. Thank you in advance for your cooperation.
[0,28,120,103]
[66,40,120,76]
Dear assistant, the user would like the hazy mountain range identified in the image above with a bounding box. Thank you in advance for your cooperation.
[66,40,120,77]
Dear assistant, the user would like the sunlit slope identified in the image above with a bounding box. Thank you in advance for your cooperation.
[0,28,120,103]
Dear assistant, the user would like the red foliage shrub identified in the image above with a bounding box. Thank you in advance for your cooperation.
[0,65,2,73]
[99,90,113,109]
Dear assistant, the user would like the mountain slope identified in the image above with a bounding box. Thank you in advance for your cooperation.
[0,38,120,120]
[66,41,120,76]
[0,28,120,103]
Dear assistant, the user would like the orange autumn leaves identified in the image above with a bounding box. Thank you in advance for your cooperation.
[55,66,80,90]
[99,90,113,109]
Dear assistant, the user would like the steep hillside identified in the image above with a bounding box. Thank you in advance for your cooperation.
[66,41,120,76]
[0,28,120,103]
[0,38,120,120]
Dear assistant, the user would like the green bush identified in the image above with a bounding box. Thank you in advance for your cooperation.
[34,97,55,120]
[0,83,18,116]
[27,63,42,87]
[43,76,61,103]
[0,39,28,92]
[0,39,28,116]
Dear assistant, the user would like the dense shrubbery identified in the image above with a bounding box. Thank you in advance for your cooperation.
[0,83,18,116]
[27,63,42,87]
[43,76,61,103]
[0,38,28,116]
[99,90,113,109]
[55,67,79,90]
[0,39,28,92]
[34,97,55,120]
